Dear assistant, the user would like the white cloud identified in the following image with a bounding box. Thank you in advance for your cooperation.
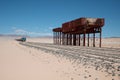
[15,29,27,34]
[14,29,52,36]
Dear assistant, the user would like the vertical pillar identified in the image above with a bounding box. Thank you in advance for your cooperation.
[64,34,66,45]
[57,32,58,45]
[53,32,54,44]
[62,33,64,45]
[58,32,59,45]
[68,34,70,45]
[93,32,95,47]
[60,32,61,45]
[70,34,72,45]
[76,34,79,46]
[88,33,89,47]
[66,34,68,45]
[83,33,86,46]
[64,33,66,45]
[73,34,76,46]
[53,32,55,44]
[72,34,73,45]
[79,34,81,46]
[100,28,102,47]
[58,32,60,45]
[62,33,63,45]
[55,32,56,44]
[54,32,56,44]
[63,33,65,45]
[83,28,86,46]
[56,32,57,44]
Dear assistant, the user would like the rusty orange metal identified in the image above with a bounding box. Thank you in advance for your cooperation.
[53,17,105,47]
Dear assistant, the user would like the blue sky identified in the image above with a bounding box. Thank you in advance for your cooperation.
[0,0,120,37]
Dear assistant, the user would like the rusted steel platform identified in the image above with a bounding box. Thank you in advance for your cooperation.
[53,17,105,47]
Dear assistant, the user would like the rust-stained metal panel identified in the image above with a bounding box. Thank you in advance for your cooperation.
[53,27,62,32]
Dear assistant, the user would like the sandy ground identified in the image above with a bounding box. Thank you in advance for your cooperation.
[27,37,120,48]
[102,38,120,48]
[0,37,120,80]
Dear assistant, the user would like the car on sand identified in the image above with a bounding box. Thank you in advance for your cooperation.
[15,37,26,42]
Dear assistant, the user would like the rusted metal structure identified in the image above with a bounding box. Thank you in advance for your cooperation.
[53,17,105,47]
[53,27,62,45]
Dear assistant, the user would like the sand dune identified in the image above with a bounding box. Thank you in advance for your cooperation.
[0,37,120,80]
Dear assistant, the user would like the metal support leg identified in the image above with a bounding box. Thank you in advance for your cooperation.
[83,33,86,46]
[73,34,76,46]
[79,34,80,46]
[70,34,72,45]
[93,32,95,47]
[100,28,102,47]
[88,33,89,47]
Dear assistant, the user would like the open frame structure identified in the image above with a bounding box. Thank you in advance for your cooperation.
[53,17,105,47]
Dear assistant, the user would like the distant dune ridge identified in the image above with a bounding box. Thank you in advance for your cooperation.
[0,36,120,80]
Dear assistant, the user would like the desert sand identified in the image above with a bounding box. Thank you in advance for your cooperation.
[0,36,120,80]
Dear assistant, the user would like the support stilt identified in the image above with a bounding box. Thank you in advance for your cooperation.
[93,32,95,47]
[83,33,86,46]
[79,34,81,46]
[88,33,89,47]
[100,28,102,47]
[73,34,76,46]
